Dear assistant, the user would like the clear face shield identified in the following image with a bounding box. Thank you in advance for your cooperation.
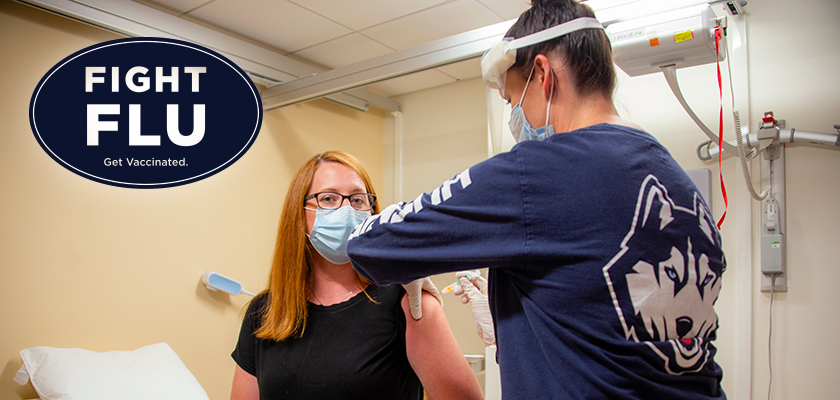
[481,38,516,155]
[481,17,605,151]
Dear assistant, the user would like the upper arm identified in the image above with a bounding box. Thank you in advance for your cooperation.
[231,298,261,400]
[230,365,259,400]
[401,293,484,400]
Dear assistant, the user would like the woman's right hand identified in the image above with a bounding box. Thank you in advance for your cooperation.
[452,270,495,347]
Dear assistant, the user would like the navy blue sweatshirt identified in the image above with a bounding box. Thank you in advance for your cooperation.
[348,124,726,399]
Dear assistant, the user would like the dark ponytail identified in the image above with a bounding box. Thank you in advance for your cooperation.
[507,0,616,99]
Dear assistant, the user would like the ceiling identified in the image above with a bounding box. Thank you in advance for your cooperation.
[132,0,532,98]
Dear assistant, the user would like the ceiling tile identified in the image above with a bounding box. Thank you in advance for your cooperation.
[291,33,395,69]
[132,0,209,15]
[185,0,352,53]
[369,69,457,97]
[288,0,449,31]
[361,0,502,50]
[436,58,482,81]
[474,0,531,21]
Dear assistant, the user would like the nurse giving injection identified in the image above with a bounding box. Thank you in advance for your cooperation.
[347,0,726,398]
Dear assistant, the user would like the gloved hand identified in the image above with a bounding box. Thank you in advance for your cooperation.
[452,270,495,347]
[402,277,443,320]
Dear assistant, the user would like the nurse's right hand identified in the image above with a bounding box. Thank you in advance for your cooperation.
[453,271,495,347]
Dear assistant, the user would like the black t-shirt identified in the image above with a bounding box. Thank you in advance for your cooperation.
[231,285,423,400]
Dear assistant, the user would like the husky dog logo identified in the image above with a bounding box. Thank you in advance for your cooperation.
[603,175,725,375]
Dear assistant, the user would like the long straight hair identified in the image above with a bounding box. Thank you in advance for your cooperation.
[254,151,380,341]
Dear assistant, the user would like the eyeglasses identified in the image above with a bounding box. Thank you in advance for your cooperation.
[304,192,376,211]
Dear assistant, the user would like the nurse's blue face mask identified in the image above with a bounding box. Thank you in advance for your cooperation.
[306,206,370,265]
[509,65,555,143]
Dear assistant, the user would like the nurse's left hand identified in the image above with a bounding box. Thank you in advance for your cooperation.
[402,277,442,320]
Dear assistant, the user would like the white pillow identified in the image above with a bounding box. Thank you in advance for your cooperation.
[15,343,209,400]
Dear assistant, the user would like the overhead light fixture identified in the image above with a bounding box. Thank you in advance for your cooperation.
[607,4,722,77]
[583,0,715,25]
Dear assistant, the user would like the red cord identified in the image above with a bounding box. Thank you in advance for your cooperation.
[715,27,727,229]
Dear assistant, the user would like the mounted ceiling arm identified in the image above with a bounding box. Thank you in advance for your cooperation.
[260,20,515,110]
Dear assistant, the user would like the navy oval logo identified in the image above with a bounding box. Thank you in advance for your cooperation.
[30,37,262,189]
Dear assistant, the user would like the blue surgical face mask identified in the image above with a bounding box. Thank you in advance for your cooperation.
[509,65,555,143]
[306,206,371,264]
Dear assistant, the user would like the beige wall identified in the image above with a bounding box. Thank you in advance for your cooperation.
[388,0,840,398]
[0,2,384,399]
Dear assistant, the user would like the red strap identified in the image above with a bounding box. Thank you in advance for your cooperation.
[715,27,727,229]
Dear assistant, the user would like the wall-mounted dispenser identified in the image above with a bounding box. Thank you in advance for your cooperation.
[201,271,256,296]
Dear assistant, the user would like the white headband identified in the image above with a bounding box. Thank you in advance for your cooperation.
[481,17,605,91]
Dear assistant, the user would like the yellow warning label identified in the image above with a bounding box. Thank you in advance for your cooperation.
[649,37,660,47]
[674,30,694,43]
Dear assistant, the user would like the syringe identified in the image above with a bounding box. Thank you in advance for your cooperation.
[441,271,481,294]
